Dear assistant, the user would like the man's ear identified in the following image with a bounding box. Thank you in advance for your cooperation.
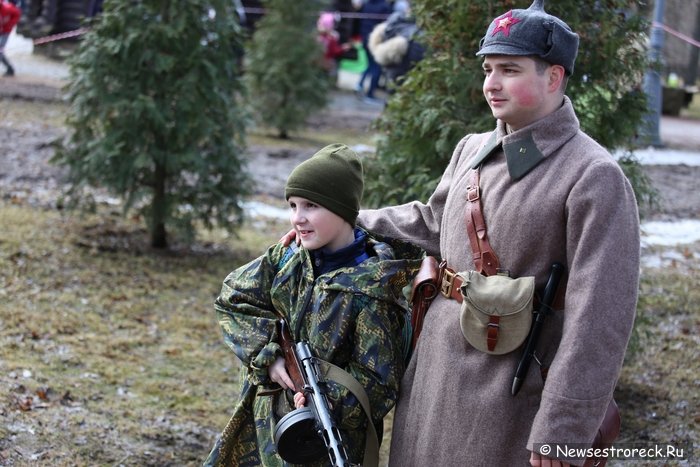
[548,64,566,92]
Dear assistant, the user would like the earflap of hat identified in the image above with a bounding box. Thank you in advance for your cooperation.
[540,19,579,75]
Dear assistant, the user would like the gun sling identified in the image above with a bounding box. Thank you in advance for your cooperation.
[318,359,379,467]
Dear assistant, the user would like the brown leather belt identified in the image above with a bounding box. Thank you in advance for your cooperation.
[439,262,464,303]
[442,262,550,311]
[441,263,541,308]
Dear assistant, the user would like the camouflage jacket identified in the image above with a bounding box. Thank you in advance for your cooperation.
[205,231,423,466]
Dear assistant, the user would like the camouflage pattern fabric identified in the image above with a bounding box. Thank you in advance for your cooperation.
[204,230,423,466]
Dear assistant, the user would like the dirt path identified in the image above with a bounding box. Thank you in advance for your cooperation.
[642,164,700,221]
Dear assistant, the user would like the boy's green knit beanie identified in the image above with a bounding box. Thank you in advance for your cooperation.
[285,144,364,225]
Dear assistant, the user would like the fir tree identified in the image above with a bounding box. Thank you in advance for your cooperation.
[364,0,652,207]
[245,0,329,139]
[54,0,249,248]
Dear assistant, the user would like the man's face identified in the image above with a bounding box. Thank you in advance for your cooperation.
[482,55,553,130]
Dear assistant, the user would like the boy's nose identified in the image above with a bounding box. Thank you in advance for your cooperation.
[291,210,306,224]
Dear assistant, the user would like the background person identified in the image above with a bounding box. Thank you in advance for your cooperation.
[354,0,392,103]
[316,11,353,81]
[0,0,21,77]
[367,2,424,92]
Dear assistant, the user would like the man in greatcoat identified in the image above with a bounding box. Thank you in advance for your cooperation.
[356,0,640,465]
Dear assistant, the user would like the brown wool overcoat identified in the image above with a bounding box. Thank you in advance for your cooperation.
[359,98,640,466]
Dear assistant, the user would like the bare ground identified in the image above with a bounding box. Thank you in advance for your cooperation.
[1,83,699,465]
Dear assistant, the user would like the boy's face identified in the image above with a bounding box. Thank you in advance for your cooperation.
[288,196,353,253]
[482,55,555,130]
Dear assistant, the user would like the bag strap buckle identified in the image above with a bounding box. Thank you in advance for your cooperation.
[440,266,456,299]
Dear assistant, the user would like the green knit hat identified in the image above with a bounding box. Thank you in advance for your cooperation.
[285,144,364,225]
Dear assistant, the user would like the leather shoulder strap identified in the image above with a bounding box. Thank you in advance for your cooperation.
[466,167,500,276]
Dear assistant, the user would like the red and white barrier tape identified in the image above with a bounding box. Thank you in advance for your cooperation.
[653,21,700,49]
[25,18,697,51]
[242,7,390,20]
[32,27,89,45]
[26,7,388,47]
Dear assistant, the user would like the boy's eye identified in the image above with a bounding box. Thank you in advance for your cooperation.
[305,202,318,209]
[288,202,296,209]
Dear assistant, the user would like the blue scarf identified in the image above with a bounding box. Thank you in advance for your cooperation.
[311,228,370,276]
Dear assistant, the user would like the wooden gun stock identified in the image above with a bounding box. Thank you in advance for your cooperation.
[277,319,305,393]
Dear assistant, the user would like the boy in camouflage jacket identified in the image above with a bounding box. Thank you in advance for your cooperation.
[205,144,422,466]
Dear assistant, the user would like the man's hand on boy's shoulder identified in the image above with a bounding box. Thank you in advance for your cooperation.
[279,229,299,247]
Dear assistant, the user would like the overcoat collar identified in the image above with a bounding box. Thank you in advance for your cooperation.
[470,96,580,179]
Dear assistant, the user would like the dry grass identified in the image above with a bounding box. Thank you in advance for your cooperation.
[0,202,287,465]
[612,264,700,466]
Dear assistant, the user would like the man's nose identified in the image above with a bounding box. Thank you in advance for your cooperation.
[483,73,500,92]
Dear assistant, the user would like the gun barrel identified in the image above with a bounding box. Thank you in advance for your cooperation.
[296,341,350,467]
[274,321,350,466]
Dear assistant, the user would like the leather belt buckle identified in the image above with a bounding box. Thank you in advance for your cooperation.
[440,267,456,299]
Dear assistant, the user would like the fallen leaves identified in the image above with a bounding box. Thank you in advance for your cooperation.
[12,385,77,412]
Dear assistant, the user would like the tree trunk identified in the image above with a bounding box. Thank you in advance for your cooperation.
[150,221,167,249]
[150,159,168,249]
[684,5,700,86]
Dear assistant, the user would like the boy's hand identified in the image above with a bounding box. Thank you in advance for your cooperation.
[279,229,299,247]
[293,391,306,409]
[268,357,295,391]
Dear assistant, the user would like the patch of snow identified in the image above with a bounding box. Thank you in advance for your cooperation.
[617,147,700,166]
[242,201,288,220]
[641,219,700,247]
[350,144,376,154]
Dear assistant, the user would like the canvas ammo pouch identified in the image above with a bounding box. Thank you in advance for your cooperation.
[458,270,535,355]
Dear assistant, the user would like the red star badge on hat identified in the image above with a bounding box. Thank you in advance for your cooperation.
[491,10,521,37]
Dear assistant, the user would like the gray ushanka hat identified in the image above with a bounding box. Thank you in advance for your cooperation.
[476,0,579,75]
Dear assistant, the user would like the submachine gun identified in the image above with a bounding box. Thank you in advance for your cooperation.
[273,319,350,466]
